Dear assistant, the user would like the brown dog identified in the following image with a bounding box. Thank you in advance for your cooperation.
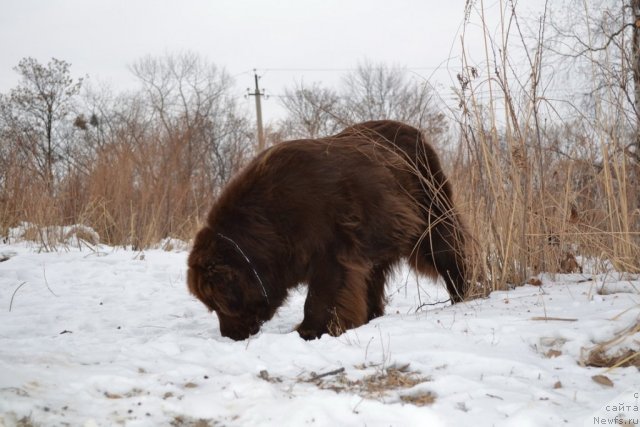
[187,120,467,340]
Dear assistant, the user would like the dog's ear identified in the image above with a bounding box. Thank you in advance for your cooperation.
[187,265,215,311]
[188,261,244,314]
[205,264,244,312]
[188,227,219,268]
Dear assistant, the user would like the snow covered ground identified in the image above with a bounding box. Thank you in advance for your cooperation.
[0,239,638,427]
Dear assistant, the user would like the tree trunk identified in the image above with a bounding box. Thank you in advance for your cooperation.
[46,107,54,195]
[633,0,640,218]
[633,0,640,162]
[633,0,640,235]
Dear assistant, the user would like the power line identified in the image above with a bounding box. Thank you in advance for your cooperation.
[260,66,446,73]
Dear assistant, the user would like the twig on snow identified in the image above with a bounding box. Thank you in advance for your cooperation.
[310,367,345,380]
[9,282,28,312]
[530,316,578,322]
[42,264,58,297]
[415,299,452,312]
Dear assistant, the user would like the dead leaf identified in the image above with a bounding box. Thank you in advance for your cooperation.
[546,349,562,358]
[527,278,542,286]
[104,391,122,399]
[560,252,581,273]
[591,375,614,387]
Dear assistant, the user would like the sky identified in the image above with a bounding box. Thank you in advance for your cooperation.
[0,0,547,123]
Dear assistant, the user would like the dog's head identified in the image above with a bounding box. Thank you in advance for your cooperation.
[187,226,272,340]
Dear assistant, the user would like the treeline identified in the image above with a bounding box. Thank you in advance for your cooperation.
[0,53,446,249]
[1,1,639,285]
[0,53,253,247]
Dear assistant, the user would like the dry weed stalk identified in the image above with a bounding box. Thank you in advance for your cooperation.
[452,1,640,295]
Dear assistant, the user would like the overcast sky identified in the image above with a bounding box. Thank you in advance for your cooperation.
[0,0,546,122]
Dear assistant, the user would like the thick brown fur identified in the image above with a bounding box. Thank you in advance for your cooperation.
[187,120,467,340]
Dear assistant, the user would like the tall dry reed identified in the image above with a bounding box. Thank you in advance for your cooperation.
[452,1,639,294]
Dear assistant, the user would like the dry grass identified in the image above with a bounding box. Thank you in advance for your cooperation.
[0,133,246,250]
[305,364,434,405]
[170,416,220,427]
[587,349,640,369]
[582,317,640,370]
[449,1,640,294]
[399,391,437,406]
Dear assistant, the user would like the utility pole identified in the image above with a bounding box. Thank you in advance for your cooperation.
[248,70,266,151]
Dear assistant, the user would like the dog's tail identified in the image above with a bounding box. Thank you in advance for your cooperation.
[347,120,468,302]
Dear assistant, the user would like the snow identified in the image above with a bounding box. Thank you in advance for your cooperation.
[0,240,638,427]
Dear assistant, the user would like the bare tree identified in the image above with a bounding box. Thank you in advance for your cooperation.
[547,0,640,162]
[277,61,447,142]
[130,51,251,186]
[544,0,640,240]
[127,52,253,237]
[3,58,82,192]
[0,94,15,203]
[279,82,343,139]
[342,61,447,137]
